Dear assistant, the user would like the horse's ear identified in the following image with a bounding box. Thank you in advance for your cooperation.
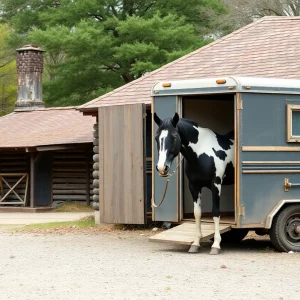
[172,112,179,127]
[153,112,162,126]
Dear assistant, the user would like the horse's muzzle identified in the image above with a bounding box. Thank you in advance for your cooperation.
[156,165,169,177]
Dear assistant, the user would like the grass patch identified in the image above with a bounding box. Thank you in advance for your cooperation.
[14,216,162,235]
[18,215,96,231]
[54,202,94,212]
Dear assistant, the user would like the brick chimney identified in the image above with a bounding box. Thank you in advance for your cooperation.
[15,44,45,111]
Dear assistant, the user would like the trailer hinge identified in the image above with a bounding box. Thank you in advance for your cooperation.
[238,205,245,216]
[237,99,243,110]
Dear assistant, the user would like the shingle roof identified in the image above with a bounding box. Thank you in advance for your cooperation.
[79,16,300,111]
[0,107,95,148]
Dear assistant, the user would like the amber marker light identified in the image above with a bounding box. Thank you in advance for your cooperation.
[162,83,171,87]
[216,79,226,84]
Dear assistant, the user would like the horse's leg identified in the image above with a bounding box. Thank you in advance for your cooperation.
[188,183,202,253]
[210,177,222,255]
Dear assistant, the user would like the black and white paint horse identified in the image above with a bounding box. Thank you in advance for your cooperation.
[154,112,234,255]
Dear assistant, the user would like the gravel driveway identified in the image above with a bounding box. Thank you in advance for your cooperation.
[0,228,299,300]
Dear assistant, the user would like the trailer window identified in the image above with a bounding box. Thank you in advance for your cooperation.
[287,104,300,142]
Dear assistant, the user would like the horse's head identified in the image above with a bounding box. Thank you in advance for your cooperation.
[154,112,181,177]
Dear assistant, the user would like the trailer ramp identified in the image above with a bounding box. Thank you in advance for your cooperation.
[149,222,231,245]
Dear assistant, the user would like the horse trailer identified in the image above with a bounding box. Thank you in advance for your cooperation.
[149,76,300,253]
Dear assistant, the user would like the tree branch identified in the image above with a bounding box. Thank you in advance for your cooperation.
[0,60,14,69]
[110,5,118,17]
[143,2,156,14]
[87,13,105,21]
[257,7,283,16]
[0,72,16,78]
[289,2,299,16]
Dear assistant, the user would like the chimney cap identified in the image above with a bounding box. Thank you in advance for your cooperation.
[16,44,45,52]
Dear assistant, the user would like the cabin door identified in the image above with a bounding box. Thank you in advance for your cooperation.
[98,104,146,224]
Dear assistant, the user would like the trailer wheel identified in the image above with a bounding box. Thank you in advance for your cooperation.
[220,229,249,243]
[270,204,300,252]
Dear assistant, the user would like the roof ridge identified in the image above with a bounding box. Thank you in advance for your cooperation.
[33,106,78,111]
[260,16,300,20]
[79,17,267,109]
[15,106,79,112]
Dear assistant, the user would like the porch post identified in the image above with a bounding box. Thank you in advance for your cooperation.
[85,149,91,205]
[30,153,35,208]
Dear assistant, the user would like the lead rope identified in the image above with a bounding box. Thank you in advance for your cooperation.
[151,156,183,208]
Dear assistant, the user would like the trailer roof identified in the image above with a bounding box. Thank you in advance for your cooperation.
[151,76,300,96]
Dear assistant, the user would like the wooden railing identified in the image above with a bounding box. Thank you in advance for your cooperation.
[0,173,29,206]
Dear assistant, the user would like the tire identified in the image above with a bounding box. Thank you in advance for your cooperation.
[220,229,249,243]
[270,204,300,252]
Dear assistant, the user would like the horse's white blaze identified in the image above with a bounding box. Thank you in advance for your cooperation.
[157,130,169,172]
[192,194,202,247]
[212,216,221,249]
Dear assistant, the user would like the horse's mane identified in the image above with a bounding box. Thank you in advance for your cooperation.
[176,118,199,144]
[178,118,234,139]
[159,117,198,133]
[179,118,198,128]
[177,118,198,132]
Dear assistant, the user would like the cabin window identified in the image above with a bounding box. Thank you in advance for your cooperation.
[287,104,300,142]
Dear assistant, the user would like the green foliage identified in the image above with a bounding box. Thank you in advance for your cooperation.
[0,24,17,116]
[1,0,230,106]
[17,218,97,231]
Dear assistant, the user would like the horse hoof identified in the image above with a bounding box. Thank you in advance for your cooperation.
[188,245,200,253]
[209,247,221,255]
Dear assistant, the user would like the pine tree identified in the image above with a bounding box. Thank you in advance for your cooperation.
[1,0,229,106]
[0,24,17,116]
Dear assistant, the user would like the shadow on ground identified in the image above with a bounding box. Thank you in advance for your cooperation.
[154,237,275,254]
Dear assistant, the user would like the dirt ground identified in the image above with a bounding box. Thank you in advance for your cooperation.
[0,226,299,300]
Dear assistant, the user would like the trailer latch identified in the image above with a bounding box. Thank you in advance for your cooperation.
[284,178,300,192]
[238,205,245,216]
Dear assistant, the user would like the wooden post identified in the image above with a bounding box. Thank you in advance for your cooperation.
[85,149,90,205]
[0,175,3,198]
[30,153,35,208]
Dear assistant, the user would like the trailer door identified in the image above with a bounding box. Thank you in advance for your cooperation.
[152,95,181,222]
[98,104,146,224]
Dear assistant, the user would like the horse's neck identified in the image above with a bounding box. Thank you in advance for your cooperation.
[177,119,208,161]
[177,119,209,146]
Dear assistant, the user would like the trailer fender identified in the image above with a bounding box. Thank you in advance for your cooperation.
[265,199,300,229]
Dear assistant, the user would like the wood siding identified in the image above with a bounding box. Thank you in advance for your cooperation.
[98,104,145,224]
[52,148,93,203]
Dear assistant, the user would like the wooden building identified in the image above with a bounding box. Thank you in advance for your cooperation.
[0,45,95,210]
